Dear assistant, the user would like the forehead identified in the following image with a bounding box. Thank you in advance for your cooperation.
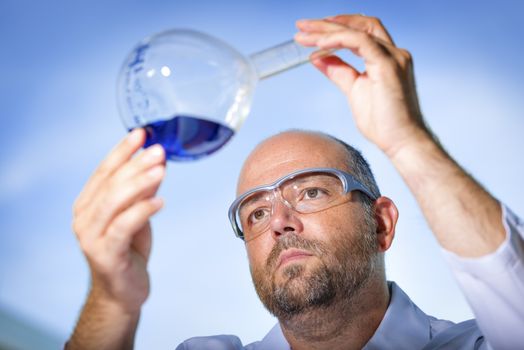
[237,132,351,195]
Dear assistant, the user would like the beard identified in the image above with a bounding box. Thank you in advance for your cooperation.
[250,220,378,321]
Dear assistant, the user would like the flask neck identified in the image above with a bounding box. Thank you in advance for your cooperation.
[248,40,330,80]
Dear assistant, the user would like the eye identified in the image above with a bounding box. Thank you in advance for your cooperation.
[249,208,269,224]
[304,188,327,200]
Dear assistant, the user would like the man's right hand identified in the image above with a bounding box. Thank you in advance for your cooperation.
[68,129,166,349]
[73,128,165,311]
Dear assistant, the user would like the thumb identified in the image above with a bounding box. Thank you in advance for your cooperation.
[311,55,359,96]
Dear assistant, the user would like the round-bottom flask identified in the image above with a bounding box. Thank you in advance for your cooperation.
[117,29,325,161]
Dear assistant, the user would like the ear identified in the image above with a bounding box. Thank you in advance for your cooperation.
[373,196,398,252]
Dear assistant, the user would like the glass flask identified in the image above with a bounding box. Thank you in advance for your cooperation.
[117,29,327,161]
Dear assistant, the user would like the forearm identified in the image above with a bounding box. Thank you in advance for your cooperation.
[388,128,506,257]
[67,288,140,350]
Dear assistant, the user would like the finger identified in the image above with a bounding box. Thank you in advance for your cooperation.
[103,197,163,259]
[310,55,360,96]
[325,14,395,45]
[295,31,331,47]
[77,164,165,243]
[112,143,165,185]
[296,16,394,46]
[297,29,411,72]
[94,164,165,237]
[313,29,392,65]
[295,26,395,59]
[296,18,347,34]
[75,129,146,212]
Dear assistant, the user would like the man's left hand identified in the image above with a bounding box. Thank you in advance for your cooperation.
[295,14,428,157]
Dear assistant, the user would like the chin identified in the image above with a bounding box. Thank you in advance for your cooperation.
[276,260,323,294]
[277,258,315,282]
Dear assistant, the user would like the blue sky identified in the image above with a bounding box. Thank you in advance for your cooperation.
[1,0,524,348]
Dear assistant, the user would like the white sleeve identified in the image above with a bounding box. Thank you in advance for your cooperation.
[441,204,524,349]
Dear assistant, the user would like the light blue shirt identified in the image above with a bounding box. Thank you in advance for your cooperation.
[175,282,484,350]
[176,205,524,349]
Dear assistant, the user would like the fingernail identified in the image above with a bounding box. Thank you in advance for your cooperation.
[127,128,142,143]
[147,144,165,159]
[150,197,164,208]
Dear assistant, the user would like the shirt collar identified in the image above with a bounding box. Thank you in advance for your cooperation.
[363,281,431,349]
[257,282,431,350]
[256,323,289,350]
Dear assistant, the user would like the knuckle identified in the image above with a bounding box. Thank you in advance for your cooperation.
[76,232,95,256]
[72,219,82,236]
[331,14,351,25]
[72,194,82,211]
[400,48,412,60]
[357,31,372,42]
[72,198,85,217]
[79,238,93,256]
[369,16,381,25]
[397,49,413,67]
[72,213,88,237]
[72,220,92,252]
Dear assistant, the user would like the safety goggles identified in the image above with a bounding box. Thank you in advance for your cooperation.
[228,167,377,241]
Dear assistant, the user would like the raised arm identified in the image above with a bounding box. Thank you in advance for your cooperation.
[294,15,505,257]
[295,14,524,347]
[67,129,166,349]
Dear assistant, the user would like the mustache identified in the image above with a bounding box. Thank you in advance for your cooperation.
[265,233,325,272]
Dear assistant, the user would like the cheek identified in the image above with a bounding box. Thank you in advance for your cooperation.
[300,203,369,256]
[246,238,273,271]
[302,204,361,239]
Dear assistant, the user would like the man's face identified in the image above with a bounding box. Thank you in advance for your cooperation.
[237,132,379,320]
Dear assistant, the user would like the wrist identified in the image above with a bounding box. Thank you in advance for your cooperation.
[67,287,141,350]
[88,284,143,317]
[384,126,457,199]
[382,125,441,162]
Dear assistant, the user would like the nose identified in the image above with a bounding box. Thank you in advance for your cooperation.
[269,200,304,239]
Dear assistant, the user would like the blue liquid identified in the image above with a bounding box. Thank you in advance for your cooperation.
[138,115,235,161]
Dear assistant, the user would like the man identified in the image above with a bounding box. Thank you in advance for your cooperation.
[67,15,524,349]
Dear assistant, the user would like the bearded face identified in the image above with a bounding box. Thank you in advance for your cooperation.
[250,214,378,320]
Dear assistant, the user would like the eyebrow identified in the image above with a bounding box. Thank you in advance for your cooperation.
[287,173,338,187]
[240,191,272,210]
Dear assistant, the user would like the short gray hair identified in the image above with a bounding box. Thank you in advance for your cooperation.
[325,135,381,200]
